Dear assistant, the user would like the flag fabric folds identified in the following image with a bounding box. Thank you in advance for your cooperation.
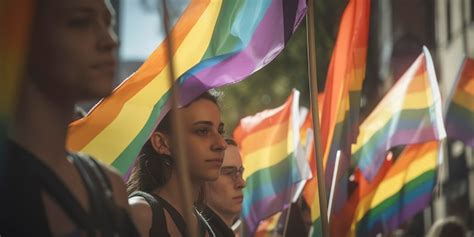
[349,141,440,236]
[352,47,446,181]
[309,0,371,233]
[254,211,284,237]
[67,0,307,175]
[234,90,304,236]
[319,0,371,185]
[300,94,324,207]
[299,96,324,237]
[446,57,474,147]
[331,155,393,237]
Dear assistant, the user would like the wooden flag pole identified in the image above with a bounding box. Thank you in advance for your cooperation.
[306,0,330,236]
[160,1,199,236]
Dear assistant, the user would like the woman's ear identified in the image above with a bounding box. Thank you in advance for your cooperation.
[150,132,171,155]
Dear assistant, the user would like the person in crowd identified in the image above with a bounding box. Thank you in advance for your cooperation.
[128,90,227,237]
[1,0,139,236]
[426,216,467,237]
[201,138,245,237]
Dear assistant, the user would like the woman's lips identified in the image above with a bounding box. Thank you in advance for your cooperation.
[233,195,244,202]
[206,158,223,167]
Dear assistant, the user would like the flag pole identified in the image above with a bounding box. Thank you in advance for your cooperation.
[306,0,330,236]
[327,150,341,221]
[160,1,199,236]
[282,203,293,237]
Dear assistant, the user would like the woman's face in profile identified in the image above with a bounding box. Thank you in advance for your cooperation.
[28,0,118,102]
[177,98,227,181]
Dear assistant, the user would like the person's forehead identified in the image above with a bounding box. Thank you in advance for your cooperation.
[222,146,242,166]
[181,99,221,123]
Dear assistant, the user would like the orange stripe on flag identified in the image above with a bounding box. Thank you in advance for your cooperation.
[240,120,290,156]
[234,97,292,144]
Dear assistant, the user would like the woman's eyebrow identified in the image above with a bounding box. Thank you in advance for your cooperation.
[63,6,96,15]
[63,5,113,20]
[192,121,213,126]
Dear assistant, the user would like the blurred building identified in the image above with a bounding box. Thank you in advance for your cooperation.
[366,0,474,234]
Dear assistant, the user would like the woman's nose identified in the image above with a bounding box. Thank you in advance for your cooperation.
[213,133,227,152]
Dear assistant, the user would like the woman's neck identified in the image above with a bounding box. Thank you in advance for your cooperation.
[154,171,201,217]
[9,80,74,168]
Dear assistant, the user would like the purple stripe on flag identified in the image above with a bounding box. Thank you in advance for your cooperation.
[242,184,295,236]
[361,190,433,237]
[447,125,474,146]
[446,103,474,146]
[388,126,438,147]
[385,192,432,232]
[179,0,306,105]
[359,126,438,180]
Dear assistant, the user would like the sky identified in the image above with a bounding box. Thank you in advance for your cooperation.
[119,0,189,61]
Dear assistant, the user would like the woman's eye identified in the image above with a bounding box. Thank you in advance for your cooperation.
[68,17,93,28]
[218,128,225,135]
[221,169,234,176]
[196,128,209,136]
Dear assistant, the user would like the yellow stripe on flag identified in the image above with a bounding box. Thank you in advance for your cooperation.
[240,120,290,156]
[452,90,474,111]
[243,137,292,180]
[352,147,437,224]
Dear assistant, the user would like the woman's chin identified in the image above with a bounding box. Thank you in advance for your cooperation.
[202,170,220,181]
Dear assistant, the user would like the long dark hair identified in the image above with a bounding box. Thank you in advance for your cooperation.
[127,91,221,195]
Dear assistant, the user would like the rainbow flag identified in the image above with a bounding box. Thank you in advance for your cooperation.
[308,0,371,233]
[297,113,322,237]
[301,122,318,205]
[446,58,474,147]
[234,90,304,236]
[352,47,446,181]
[300,94,323,207]
[349,141,440,236]
[0,0,35,159]
[67,0,307,175]
[319,0,371,185]
[331,155,393,237]
[254,211,284,237]
[299,96,323,237]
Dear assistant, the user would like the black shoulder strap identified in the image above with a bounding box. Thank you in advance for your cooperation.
[195,208,216,237]
[153,195,188,237]
[130,191,170,237]
[8,142,137,237]
[156,196,217,237]
[72,154,112,235]
[199,206,227,237]
[72,153,139,237]
[87,157,113,193]
[25,153,95,236]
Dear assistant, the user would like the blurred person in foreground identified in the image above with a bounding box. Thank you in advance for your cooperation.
[1,0,138,236]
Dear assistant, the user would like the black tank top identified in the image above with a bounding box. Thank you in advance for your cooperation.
[199,205,234,237]
[0,141,139,237]
[129,191,215,237]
